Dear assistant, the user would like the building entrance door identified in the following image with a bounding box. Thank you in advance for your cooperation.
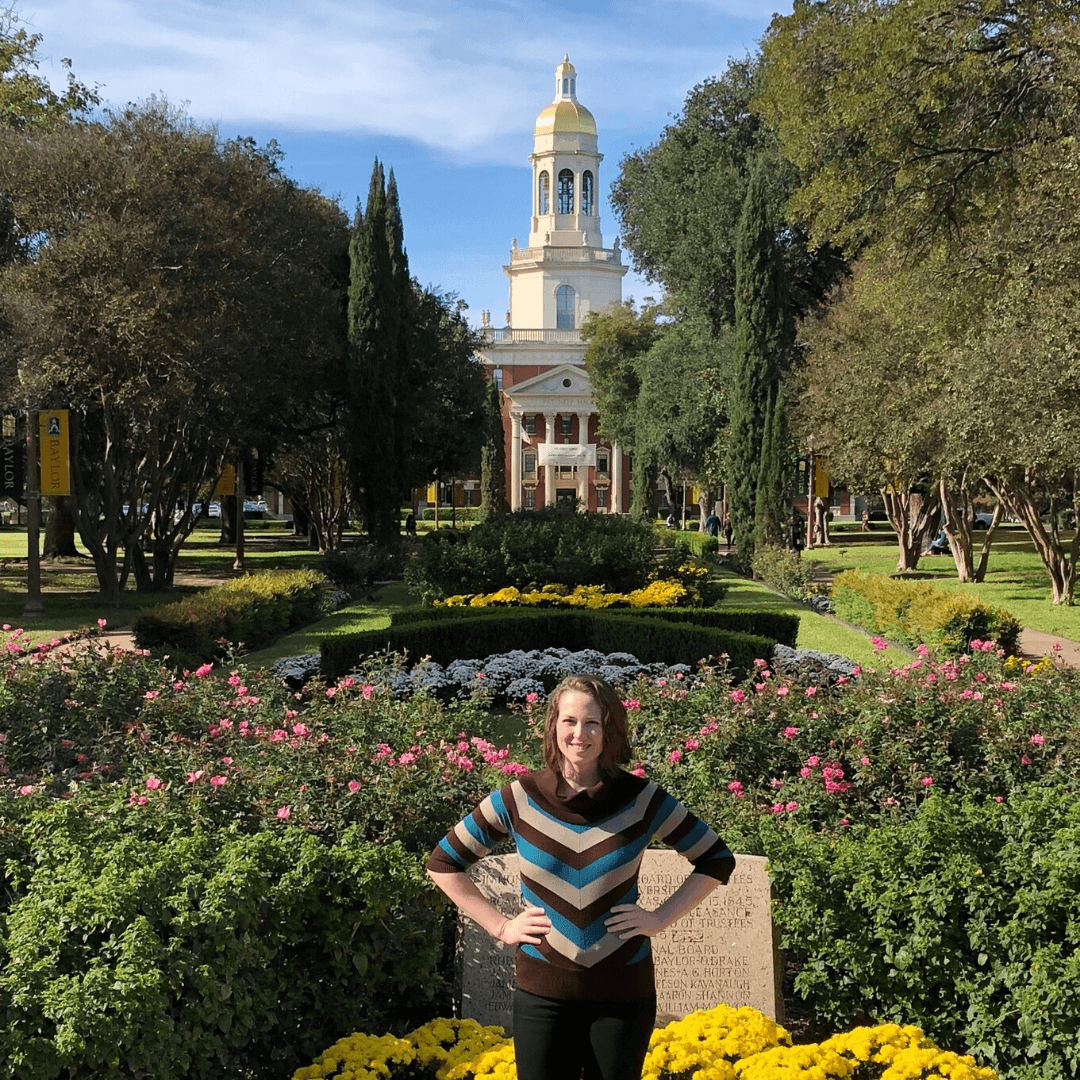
[556,488,578,509]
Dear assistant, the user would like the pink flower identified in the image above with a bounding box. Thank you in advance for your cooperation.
[209,775,227,788]
[194,663,213,677]
[1000,681,1016,692]
[799,767,813,778]
[285,709,298,720]
[785,801,800,812]
[526,692,539,703]
[276,805,291,820]
[18,785,35,796]
[685,738,700,751]
[501,762,530,776]
[269,729,287,742]
[851,666,862,677]
[770,802,785,814]
[770,778,785,790]
[668,750,682,764]
[145,776,163,790]
[143,690,160,700]
[921,776,933,787]
[860,756,870,766]
[186,770,203,783]
[871,636,887,651]
[807,756,820,767]
[1052,641,1062,651]
[730,689,746,704]
[475,672,485,680]
[398,752,417,766]
[347,779,362,793]
[777,686,789,697]
[837,675,849,685]
[129,793,148,806]
[916,643,930,658]
[221,756,233,765]
[1021,755,1032,765]
[292,723,310,738]
[631,767,646,778]
[782,726,799,739]
[804,686,818,697]
[325,687,337,698]
[623,699,640,710]
[173,680,187,691]
[219,718,233,731]
[362,684,374,700]
[727,780,743,793]
[754,658,767,668]
[754,683,765,693]
[1031,733,1045,745]
[97,618,107,628]
[374,743,394,760]
[339,677,356,689]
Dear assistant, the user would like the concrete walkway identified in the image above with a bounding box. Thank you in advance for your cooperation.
[1017,628,1080,666]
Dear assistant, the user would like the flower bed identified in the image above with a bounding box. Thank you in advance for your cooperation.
[293,1004,998,1080]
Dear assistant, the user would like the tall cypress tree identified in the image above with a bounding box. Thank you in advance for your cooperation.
[346,159,401,543]
[754,383,788,549]
[725,159,790,562]
[479,377,506,520]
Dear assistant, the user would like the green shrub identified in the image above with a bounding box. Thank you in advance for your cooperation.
[831,569,1021,655]
[404,508,655,602]
[765,790,1080,1080]
[320,609,776,681]
[0,808,443,1080]
[133,569,327,661]
[751,545,823,602]
[388,603,798,647]
[322,545,403,589]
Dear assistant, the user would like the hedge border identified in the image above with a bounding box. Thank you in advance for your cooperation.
[320,609,778,682]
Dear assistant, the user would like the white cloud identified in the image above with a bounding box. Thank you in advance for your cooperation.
[24,0,776,160]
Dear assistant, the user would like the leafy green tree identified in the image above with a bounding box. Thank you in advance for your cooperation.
[346,161,402,544]
[754,384,788,550]
[725,161,792,561]
[0,98,348,601]
[479,377,506,521]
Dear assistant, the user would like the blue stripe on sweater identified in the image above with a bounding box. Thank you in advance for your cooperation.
[462,813,501,852]
[515,832,650,888]
[521,881,638,950]
[438,837,469,868]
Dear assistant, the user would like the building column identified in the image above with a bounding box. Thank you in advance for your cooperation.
[510,412,523,511]
[612,441,624,514]
[577,412,591,510]
[544,412,557,507]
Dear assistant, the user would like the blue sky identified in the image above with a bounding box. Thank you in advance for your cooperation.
[23,0,789,326]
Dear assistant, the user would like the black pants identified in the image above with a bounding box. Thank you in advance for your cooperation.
[512,989,656,1080]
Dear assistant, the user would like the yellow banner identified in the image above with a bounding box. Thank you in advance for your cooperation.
[813,458,830,498]
[39,410,71,496]
[213,464,235,497]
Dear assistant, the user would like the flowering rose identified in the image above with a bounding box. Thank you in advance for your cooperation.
[209,775,227,788]
[276,805,291,820]
[145,776,163,790]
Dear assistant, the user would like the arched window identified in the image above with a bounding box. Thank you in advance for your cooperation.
[538,171,550,215]
[582,171,594,216]
[556,285,575,330]
[562,77,569,94]
[557,169,574,215]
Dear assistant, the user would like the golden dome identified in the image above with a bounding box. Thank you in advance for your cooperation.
[534,100,597,137]
[535,54,596,137]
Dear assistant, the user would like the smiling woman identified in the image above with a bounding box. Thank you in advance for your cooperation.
[426,672,734,1080]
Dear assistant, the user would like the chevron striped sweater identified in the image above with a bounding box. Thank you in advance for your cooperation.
[427,768,735,1001]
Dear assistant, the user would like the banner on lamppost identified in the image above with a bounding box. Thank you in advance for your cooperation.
[1,438,24,498]
[537,443,596,468]
[39,409,71,496]
[813,458,830,498]
[213,465,236,497]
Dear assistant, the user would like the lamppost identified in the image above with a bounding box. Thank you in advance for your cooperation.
[805,436,815,553]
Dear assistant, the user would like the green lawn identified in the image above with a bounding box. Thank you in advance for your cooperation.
[803,526,1080,640]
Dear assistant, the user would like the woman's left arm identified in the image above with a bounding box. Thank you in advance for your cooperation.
[605,872,721,940]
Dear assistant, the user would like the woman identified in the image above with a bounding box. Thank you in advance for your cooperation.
[427,674,735,1080]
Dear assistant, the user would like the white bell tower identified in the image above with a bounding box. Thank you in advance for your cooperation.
[504,56,626,332]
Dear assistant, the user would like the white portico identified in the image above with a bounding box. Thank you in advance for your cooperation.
[478,56,630,513]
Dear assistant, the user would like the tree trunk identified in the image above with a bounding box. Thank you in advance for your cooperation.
[43,496,79,557]
[881,485,941,572]
[973,501,1005,583]
[939,480,975,583]
[986,475,1079,604]
[292,502,310,538]
[219,495,237,545]
[129,541,153,592]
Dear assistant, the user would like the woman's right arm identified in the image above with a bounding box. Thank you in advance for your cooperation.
[427,869,551,946]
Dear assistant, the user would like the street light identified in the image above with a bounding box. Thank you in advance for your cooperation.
[805,436,815,552]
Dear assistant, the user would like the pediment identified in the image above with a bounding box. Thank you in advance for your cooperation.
[507,364,593,401]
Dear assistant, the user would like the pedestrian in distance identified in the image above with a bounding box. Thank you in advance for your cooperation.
[722,515,733,551]
[790,513,806,558]
[704,510,720,538]
[427,675,735,1080]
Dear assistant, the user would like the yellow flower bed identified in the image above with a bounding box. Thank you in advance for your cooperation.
[435,579,693,609]
[293,1005,999,1080]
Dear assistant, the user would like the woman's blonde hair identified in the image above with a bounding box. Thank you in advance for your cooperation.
[542,674,631,778]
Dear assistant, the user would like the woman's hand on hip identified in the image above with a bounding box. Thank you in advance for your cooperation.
[605,903,665,940]
[497,906,552,946]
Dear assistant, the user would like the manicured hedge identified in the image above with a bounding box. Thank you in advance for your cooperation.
[831,568,1021,656]
[321,609,776,682]
[389,603,799,647]
[133,569,327,661]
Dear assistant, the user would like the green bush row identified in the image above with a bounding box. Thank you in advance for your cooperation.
[403,507,656,602]
[751,545,824,602]
[0,804,443,1080]
[133,568,327,661]
[321,609,777,681]
[765,790,1080,1080]
[388,602,799,647]
[831,568,1021,656]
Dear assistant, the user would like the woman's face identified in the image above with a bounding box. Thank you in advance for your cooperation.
[555,688,604,779]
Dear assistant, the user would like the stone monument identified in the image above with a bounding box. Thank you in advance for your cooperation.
[457,850,781,1034]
